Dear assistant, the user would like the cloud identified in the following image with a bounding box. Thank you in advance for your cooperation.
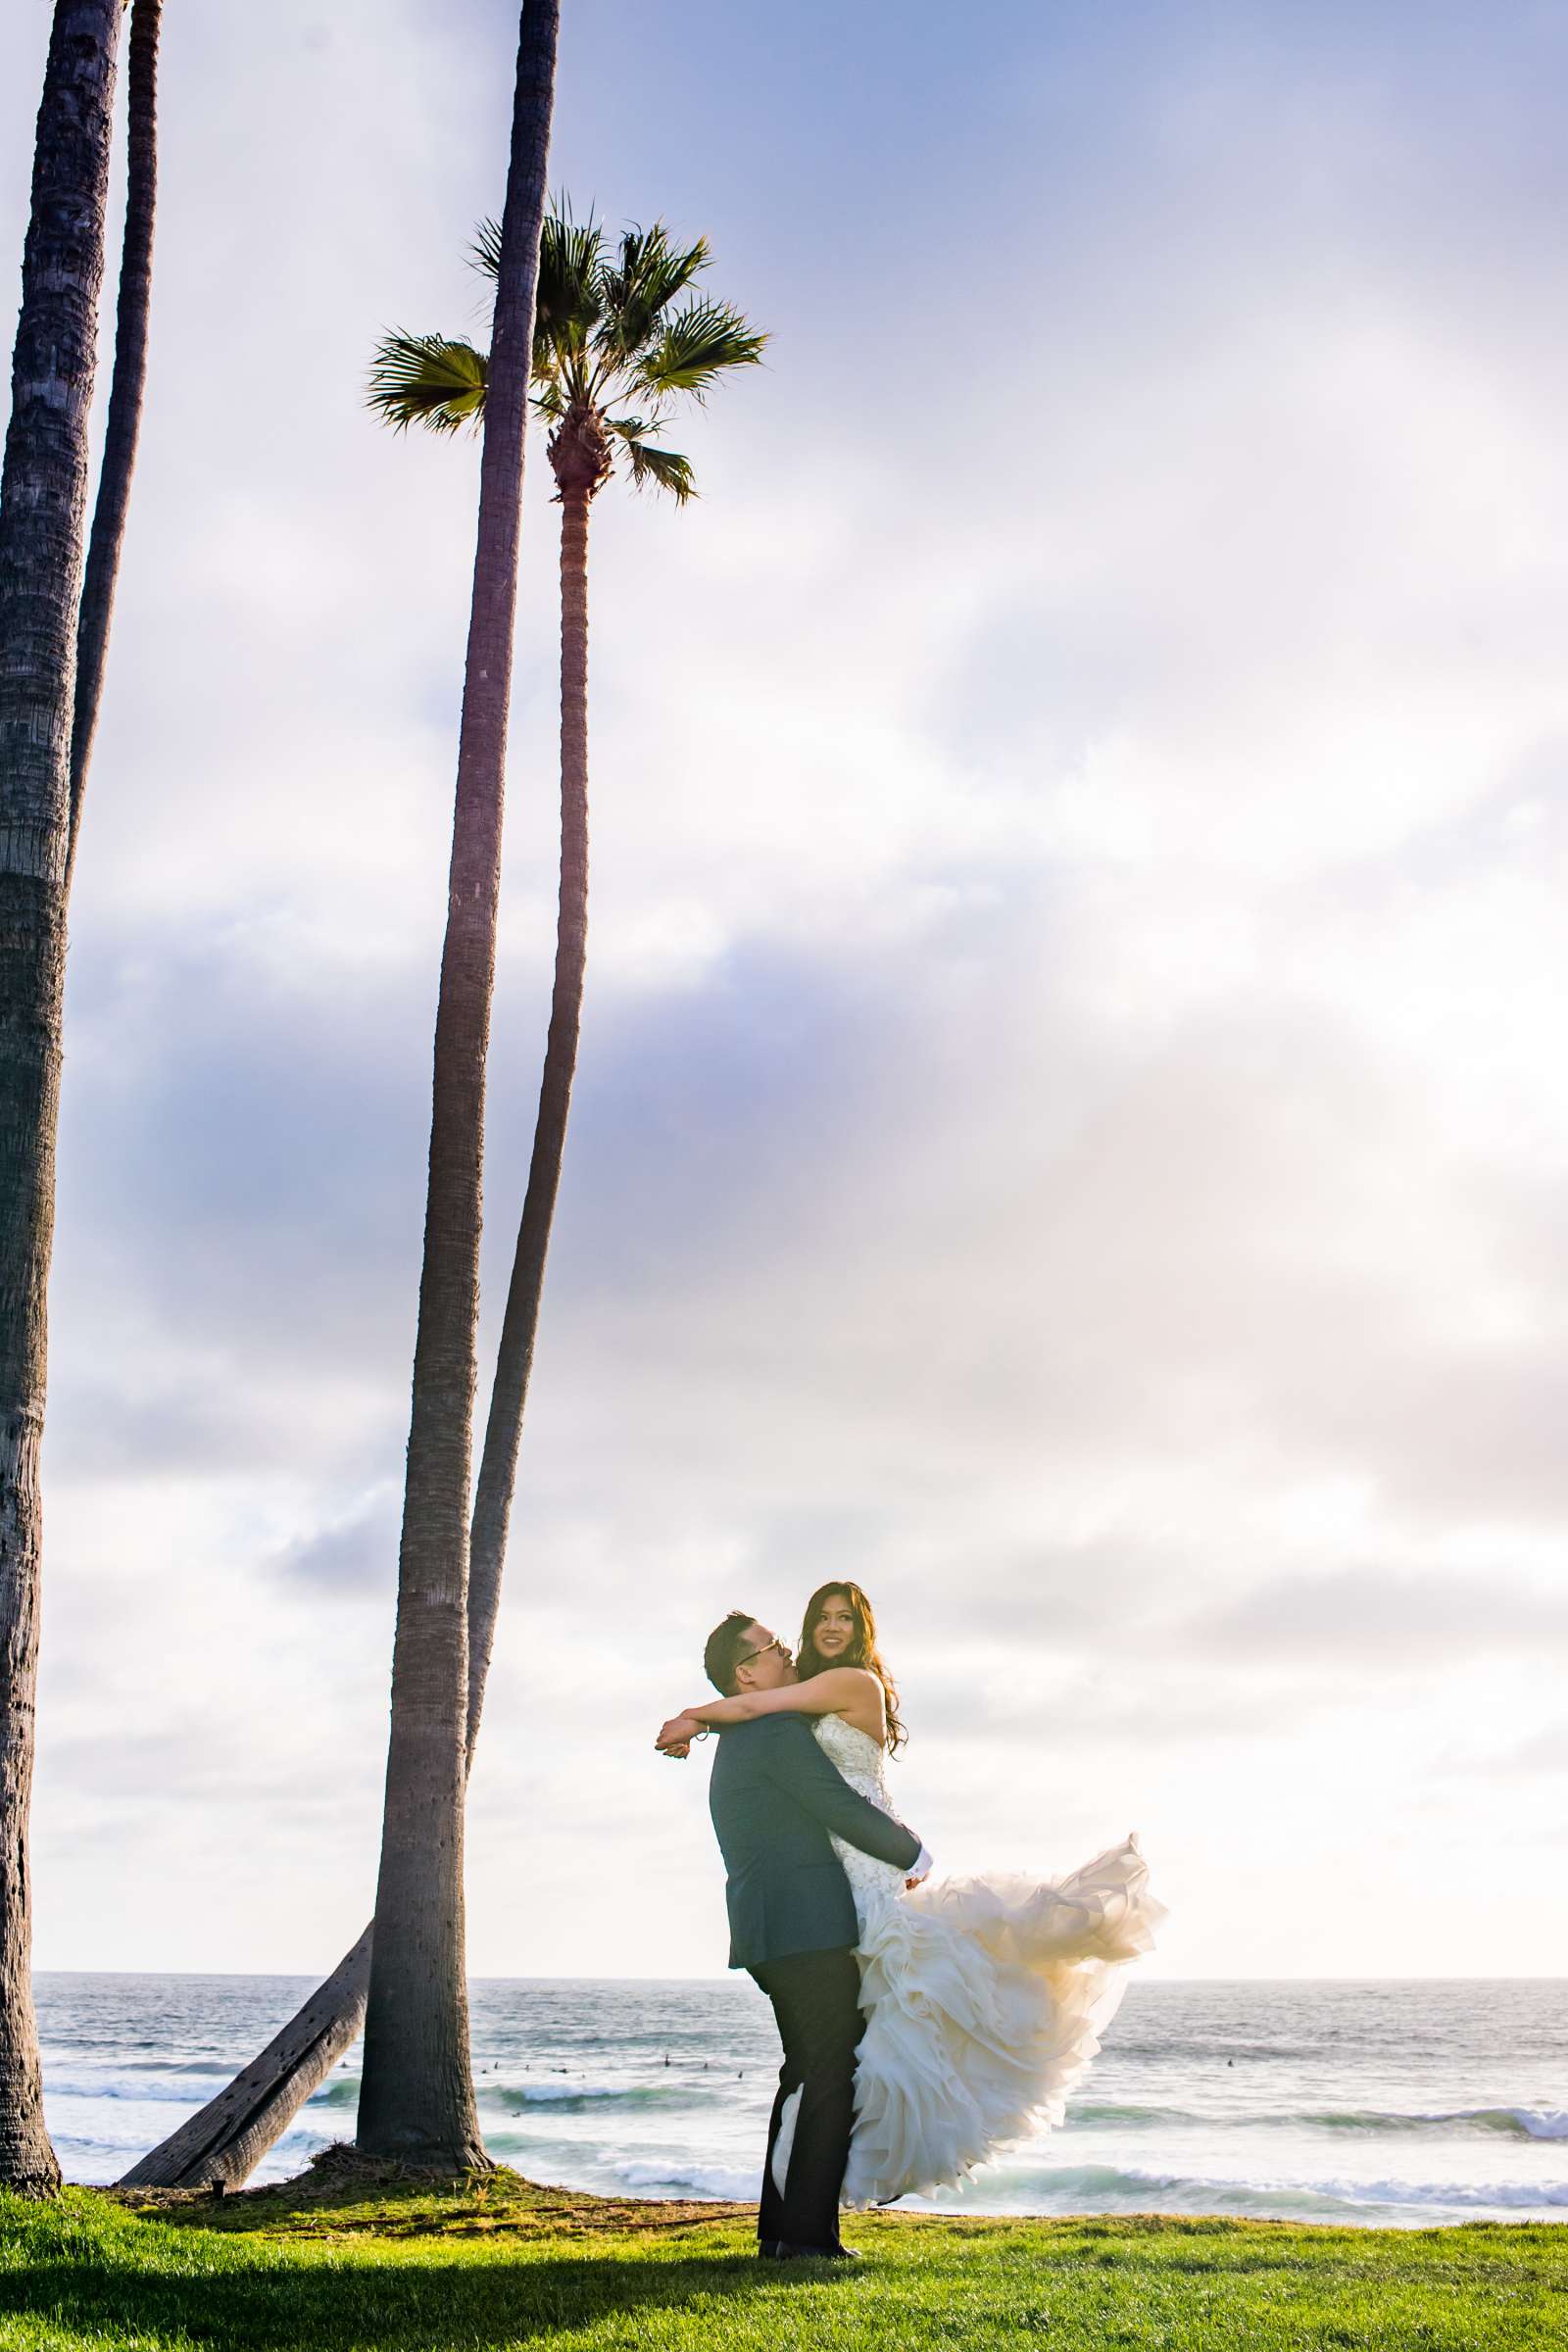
[1179,1569,1568,1668]
[273,1493,401,1595]
[5,0,1568,1982]
[1468,1723,1568,1779]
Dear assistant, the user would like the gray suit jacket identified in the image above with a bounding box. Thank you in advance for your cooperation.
[708,1714,920,1969]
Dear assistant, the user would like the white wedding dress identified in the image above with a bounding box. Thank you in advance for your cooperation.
[807,1712,1164,2207]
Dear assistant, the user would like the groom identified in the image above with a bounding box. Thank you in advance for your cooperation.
[679,1611,931,2261]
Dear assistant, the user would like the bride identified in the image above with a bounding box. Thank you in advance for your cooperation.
[657,1580,1164,2206]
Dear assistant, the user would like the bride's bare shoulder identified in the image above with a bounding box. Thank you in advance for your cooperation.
[815,1667,887,1732]
[812,1666,881,1698]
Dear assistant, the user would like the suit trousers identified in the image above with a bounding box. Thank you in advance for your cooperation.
[748,1944,864,2251]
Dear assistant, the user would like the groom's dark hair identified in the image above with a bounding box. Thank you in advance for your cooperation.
[704,1609,759,1695]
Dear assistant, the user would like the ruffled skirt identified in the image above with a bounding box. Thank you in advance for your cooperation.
[844,1834,1163,2205]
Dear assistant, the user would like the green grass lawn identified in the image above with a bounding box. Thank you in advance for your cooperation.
[0,2159,1561,2351]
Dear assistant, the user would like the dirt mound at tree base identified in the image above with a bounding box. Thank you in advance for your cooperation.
[112,2144,757,2240]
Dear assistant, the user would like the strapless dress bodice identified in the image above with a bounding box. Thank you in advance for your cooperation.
[812,1712,891,1800]
[811,1714,907,1923]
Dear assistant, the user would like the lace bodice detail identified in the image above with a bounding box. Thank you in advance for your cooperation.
[811,1714,906,1928]
[812,1710,889,1797]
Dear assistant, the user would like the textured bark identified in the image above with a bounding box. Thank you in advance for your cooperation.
[467,465,593,1757]
[0,0,124,2197]
[125,29,597,2197]
[65,0,160,896]
[122,411,602,2215]
[355,0,558,2171]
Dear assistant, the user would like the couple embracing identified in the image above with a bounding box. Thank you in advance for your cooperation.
[656,1582,1164,2261]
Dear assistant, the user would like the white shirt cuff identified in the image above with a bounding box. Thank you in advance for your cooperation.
[909,1844,934,1883]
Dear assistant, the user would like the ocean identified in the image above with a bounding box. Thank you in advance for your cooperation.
[36,1974,1567,2227]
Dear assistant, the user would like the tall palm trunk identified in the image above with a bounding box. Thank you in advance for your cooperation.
[0,0,125,2194]
[131,202,758,2207]
[354,0,558,2170]
[467,459,593,1753]
[123,458,597,2197]
[66,0,161,897]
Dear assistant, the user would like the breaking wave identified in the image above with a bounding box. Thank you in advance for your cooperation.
[489,2082,706,2115]
[1066,2101,1568,2141]
[611,2160,760,2201]
[927,2162,1568,2220]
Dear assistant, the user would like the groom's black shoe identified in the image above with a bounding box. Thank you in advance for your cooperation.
[759,2240,860,2262]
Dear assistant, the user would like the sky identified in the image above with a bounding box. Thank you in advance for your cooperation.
[3,0,1568,1982]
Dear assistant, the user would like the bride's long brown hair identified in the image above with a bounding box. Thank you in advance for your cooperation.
[797,1580,907,1755]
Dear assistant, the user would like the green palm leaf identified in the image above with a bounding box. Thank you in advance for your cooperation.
[623,440,696,501]
[595,222,710,366]
[375,198,762,489]
[475,207,605,392]
[534,211,606,382]
[630,299,767,401]
[471,216,503,279]
[368,331,488,434]
[607,416,696,502]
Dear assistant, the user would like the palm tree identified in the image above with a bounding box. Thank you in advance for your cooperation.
[67,0,162,895]
[370,208,766,1749]
[351,0,559,2171]
[0,0,127,2193]
[119,203,762,2195]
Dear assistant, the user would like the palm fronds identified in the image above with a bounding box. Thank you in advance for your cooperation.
[595,223,710,367]
[534,211,606,386]
[374,197,763,495]
[368,332,488,434]
[470,216,504,280]
[473,205,605,392]
[630,298,767,401]
[608,417,697,503]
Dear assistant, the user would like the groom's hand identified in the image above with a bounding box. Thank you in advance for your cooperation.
[656,1713,702,1757]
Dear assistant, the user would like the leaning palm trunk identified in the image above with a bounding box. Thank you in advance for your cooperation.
[122,436,597,2201]
[353,0,558,2170]
[125,193,765,2200]
[119,1926,373,2190]
[467,464,592,1751]
[0,0,125,2195]
[65,0,160,896]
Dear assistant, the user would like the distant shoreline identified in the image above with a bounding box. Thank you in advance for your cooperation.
[33,1968,1568,1984]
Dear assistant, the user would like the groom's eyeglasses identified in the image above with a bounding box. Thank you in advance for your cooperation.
[736,1636,791,1668]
